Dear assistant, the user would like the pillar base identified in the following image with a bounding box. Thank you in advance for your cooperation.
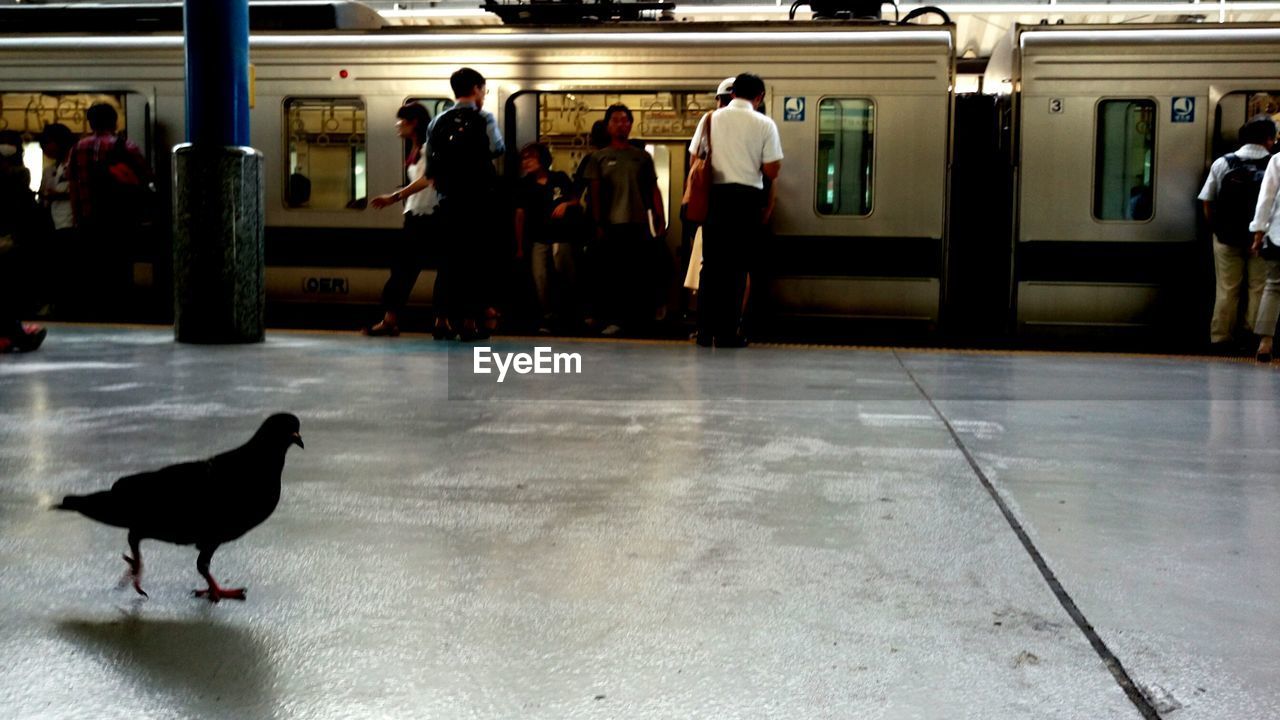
[172,144,265,344]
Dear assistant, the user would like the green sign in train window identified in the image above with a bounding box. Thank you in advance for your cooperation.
[1094,99,1155,222]
[816,98,874,216]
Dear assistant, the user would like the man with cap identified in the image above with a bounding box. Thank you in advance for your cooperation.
[715,77,735,106]
[687,72,782,348]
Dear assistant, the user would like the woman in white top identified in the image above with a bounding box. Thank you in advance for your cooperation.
[36,124,75,316]
[39,124,75,233]
[365,102,442,338]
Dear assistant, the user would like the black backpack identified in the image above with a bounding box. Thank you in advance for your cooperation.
[427,106,495,197]
[1211,153,1270,247]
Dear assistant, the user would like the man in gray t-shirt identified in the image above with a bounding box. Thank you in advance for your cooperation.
[583,104,666,335]
[586,144,657,226]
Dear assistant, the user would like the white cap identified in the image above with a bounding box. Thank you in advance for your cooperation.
[715,77,735,97]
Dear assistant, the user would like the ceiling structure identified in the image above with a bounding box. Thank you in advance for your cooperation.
[8,0,1280,58]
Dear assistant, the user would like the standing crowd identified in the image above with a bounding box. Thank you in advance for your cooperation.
[10,72,1277,358]
[362,68,781,348]
[1,101,152,353]
[1201,113,1280,362]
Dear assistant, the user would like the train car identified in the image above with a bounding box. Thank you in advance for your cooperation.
[989,23,1280,342]
[6,4,1280,347]
[0,6,954,335]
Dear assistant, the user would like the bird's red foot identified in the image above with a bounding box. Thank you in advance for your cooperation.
[193,585,246,603]
[120,554,148,598]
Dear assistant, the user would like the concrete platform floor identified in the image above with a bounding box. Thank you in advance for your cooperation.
[1,325,1277,719]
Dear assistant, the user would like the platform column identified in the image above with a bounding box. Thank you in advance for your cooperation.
[173,0,264,344]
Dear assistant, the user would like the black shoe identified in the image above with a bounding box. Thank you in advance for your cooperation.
[716,335,748,349]
[458,323,490,342]
[695,333,713,347]
[11,325,46,352]
[1258,351,1274,363]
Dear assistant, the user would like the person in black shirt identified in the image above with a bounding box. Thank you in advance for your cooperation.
[0,131,48,352]
[515,142,578,333]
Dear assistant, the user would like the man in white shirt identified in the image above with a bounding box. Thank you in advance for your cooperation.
[688,72,783,348]
[1199,115,1275,351]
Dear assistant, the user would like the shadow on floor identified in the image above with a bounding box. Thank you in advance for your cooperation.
[56,614,276,718]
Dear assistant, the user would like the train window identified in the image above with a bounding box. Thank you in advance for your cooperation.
[1212,91,1280,159]
[0,92,128,193]
[405,98,455,122]
[523,91,716,233]
[816,98,874,216]
[1094,99,1155,222]
[283,97,367,210]
[530,91,714,180]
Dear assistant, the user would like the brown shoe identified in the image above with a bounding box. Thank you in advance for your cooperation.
[362,322,400,337]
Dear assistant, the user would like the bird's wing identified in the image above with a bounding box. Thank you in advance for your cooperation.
[109,460,217,526]
[205,448,285,538]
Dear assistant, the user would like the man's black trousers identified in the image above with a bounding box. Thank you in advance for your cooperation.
[698,183,765,342]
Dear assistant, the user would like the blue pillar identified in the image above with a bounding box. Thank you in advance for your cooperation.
[184,0,251,147]
[173,0,264,344]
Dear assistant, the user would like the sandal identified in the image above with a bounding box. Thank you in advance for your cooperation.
[432,319,456,341]
[362,322,400,337]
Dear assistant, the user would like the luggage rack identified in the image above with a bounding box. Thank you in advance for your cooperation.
[480,0,675,25]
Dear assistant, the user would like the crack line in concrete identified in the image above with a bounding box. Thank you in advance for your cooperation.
[892,350,1161,720]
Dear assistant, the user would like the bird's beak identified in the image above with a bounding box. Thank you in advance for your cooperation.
[291,432,304,449]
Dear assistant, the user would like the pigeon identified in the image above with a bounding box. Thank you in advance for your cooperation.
[55,413,303,602]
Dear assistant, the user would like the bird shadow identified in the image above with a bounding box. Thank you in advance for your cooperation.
[55,614,277,718]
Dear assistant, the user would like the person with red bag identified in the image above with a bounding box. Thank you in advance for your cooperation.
[67,103,153,317]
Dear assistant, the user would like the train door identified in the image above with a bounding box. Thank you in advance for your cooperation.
[0,90,156,317]
[505,89,715,327]
[1,91,143,186]
[1211,90,1280,158]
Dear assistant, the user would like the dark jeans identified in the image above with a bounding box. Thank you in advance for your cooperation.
[79,220,136,317]
[433,195,490,326]
[0,258,22,337]
[1,239,31,337]
[381,213,437,315]
[593,223,652,328]
[531,240,578,324]
[698,184,765,341]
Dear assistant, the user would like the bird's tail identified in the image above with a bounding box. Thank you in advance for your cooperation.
[54,491,130,528]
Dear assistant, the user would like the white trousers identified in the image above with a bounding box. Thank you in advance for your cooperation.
[1253,258,1280,339]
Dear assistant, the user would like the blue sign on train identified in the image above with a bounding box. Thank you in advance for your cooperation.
[1171,97,1195,123]
[784,97,806,122]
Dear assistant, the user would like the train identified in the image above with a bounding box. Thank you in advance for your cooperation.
[0,2,1276,346]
